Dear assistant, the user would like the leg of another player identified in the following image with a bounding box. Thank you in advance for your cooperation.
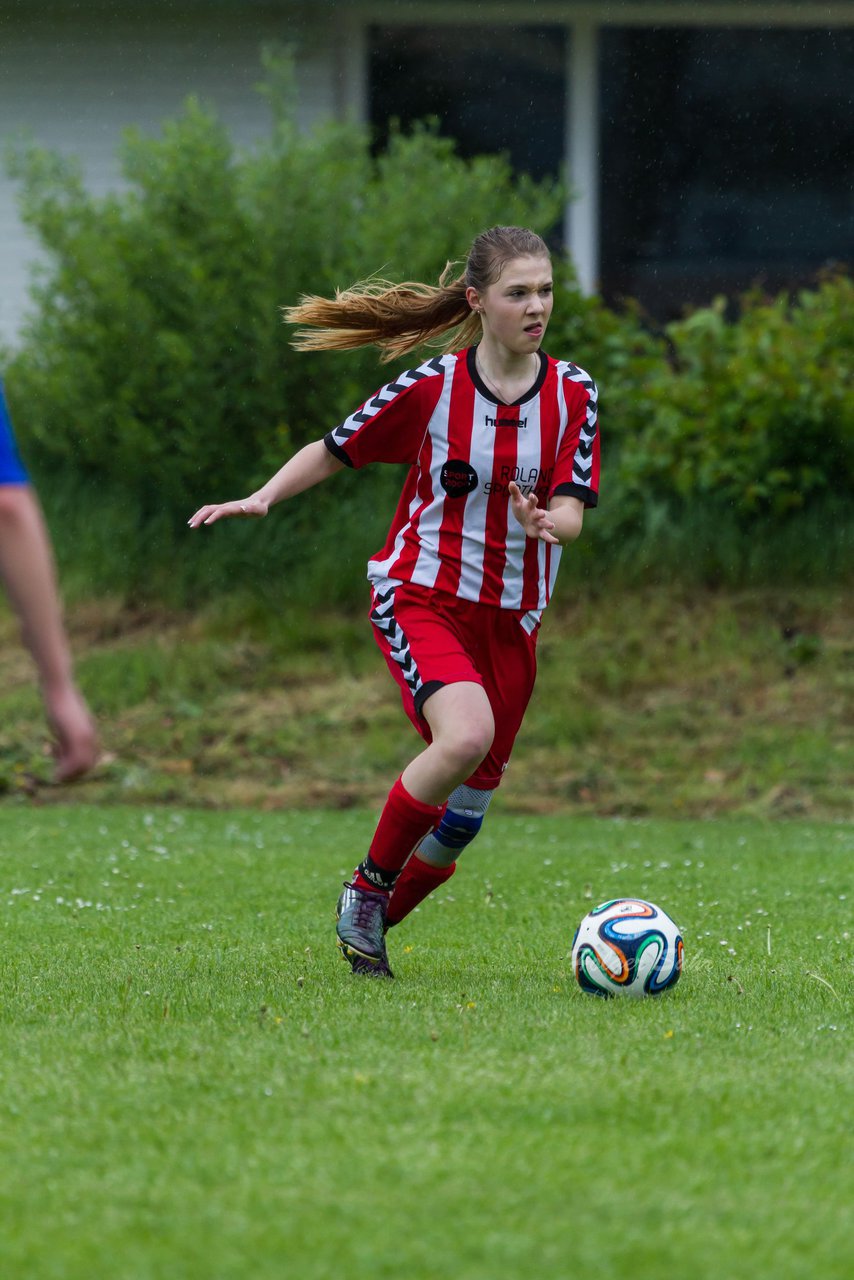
[0,485,99,783]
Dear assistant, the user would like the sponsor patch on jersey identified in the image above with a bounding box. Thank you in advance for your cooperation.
[440,459,478,498]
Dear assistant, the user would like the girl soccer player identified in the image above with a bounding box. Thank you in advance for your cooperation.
[189,225,599,978]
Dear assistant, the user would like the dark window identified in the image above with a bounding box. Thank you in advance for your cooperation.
[369,24,566,184]
[599,27,854,314]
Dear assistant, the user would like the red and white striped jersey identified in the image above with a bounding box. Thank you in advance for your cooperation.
[324,346,599,614]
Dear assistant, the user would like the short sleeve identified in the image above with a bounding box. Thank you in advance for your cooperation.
[324,357,450,469]
[550,364,599,507]
[0,381,29,484]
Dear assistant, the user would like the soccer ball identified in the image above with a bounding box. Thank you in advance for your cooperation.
[571,898,683,998]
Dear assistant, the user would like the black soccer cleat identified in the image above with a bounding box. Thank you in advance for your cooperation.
[335,882,395,979]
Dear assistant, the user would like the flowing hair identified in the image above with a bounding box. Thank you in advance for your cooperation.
[283,226,550,364]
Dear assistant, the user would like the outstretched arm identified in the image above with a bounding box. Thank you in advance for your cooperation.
[508,483,584,546]
[188,439,345,527]
[0,485,99,782]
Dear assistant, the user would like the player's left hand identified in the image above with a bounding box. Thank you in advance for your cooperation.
[508,481,559,544]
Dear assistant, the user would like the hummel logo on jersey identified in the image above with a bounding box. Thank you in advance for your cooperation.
[440,459,478,498]
[485,414,527,429]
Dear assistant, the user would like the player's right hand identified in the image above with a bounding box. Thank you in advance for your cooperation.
[187,497,269,527]
[47,683,100,784]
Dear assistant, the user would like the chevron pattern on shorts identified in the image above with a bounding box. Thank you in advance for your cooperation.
[370,586,424,698]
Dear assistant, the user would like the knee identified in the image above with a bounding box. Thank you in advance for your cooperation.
[422,683,494,778]
[441,717,494,775]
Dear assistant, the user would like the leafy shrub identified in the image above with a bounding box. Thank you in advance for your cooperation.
[3,52,851,599]
[548,269,853,585]
[552,270,854,516]
[624,278,850,516]
[3,54,562,601]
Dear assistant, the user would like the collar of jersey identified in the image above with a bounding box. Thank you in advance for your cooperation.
[467,345,549,407]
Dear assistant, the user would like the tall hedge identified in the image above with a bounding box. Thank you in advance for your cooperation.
[3,54,851,600]
[551,274,854,518]
[4,59,561,520]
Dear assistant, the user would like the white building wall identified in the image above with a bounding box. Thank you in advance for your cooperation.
[4,4,850,345]
[0,11,342,347]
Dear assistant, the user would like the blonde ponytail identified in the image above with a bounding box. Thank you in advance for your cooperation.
[284,266,480,364]
[282,226,550,364]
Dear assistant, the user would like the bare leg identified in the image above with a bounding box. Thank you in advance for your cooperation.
[336,681,496,973]
[401,681,495,805]
[0,486,98,782]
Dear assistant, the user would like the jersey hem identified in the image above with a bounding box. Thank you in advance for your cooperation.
[368,570,546,616]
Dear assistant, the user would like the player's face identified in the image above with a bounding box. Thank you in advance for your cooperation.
[471,255,554,356]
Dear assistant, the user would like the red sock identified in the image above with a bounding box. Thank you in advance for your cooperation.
[386,855,457,927]
[351,778,445,894]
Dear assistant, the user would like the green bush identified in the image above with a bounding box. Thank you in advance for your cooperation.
[3,52,851,600]
[617,276,853,517]
[546,270,853,586]
[551,271,854,516]
[3,54,562,601]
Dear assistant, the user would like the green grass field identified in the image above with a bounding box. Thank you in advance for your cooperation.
[0,806,850,1279]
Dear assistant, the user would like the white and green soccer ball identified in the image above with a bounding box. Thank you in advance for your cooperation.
[572,898,683,998]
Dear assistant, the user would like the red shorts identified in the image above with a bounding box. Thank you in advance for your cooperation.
[369,580,540,789]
